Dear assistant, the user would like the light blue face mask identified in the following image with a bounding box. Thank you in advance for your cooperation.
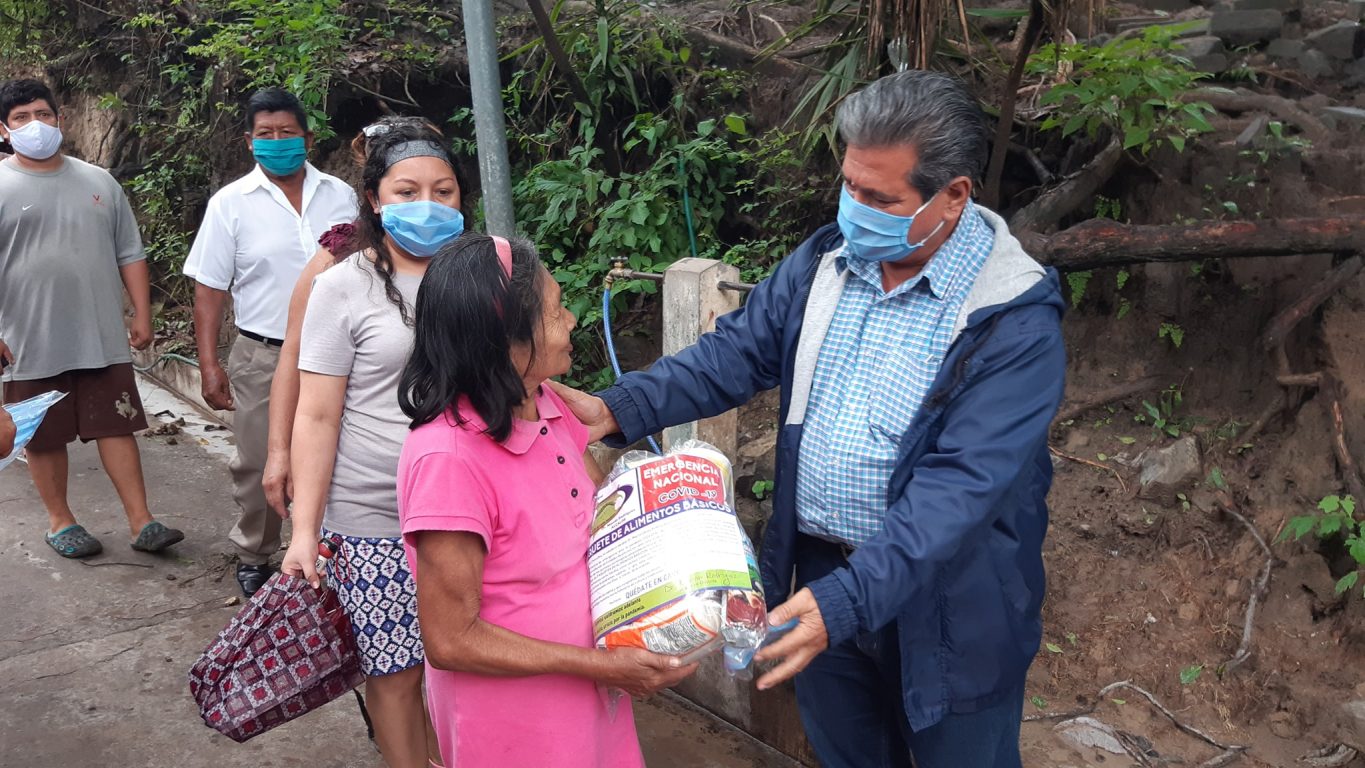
[252,136,307,177]
[380,200,465,258]
[836,185,945,263]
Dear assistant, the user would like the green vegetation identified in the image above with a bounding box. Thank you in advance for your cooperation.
[1281,495,1365,598]
[1029,23,1215,154]
[468,3,815,384]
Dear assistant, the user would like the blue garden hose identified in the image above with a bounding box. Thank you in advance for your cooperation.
[602,285,663,455]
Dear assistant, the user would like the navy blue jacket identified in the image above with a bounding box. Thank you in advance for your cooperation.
[599,217,1066,729]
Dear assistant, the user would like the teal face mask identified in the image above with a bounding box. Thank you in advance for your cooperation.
[252,136,307,177]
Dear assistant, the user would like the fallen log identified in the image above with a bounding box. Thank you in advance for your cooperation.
[1018,218,1365,270]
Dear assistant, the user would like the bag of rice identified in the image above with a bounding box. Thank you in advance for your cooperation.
[588,441,768,673]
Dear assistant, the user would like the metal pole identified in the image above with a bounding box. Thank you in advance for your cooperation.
[461,0,517,236]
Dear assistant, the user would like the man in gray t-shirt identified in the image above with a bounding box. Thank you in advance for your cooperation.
[0,78,183,558]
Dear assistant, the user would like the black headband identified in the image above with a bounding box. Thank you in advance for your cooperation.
[380,139,448,171]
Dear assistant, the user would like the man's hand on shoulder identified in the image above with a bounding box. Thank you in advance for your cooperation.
[547,380,618,444]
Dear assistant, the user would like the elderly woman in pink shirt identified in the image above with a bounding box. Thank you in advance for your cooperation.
[395,234,697,767]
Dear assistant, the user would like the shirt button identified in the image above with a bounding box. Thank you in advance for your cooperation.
[557,456,566,465]
[540,426,548,436]
[571,489,579,498]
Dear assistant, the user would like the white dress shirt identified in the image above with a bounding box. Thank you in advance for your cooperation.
[184,163,357,340]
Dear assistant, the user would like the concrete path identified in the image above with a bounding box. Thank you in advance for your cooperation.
[0,379,800,768]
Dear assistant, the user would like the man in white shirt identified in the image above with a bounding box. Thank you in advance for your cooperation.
[185,88,357,596]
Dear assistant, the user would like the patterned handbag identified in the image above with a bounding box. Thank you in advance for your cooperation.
[188,569,365,742]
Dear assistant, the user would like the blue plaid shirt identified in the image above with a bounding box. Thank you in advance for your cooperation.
[795,202,994,547]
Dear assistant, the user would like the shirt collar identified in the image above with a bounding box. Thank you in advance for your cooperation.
[839,199,983,301]
[455,387,563,456]
[243,162,321,198]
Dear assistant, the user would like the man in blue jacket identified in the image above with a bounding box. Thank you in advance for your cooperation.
[556,70,1066,767]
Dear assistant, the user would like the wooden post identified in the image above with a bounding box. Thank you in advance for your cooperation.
[661,258,742,456]
[658,258,816,763]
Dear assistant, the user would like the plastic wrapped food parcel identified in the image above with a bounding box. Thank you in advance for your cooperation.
[588,441,770,676]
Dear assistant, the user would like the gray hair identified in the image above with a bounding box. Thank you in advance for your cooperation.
[836,71,989,200]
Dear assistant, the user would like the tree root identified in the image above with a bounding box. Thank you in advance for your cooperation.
[1235,255,1365,498]
[1184,87,1332,146]
[1212,491,1276,675]
[1097,681,1248,754]
[1009,139,1125,235]
[1260,256,1363,352]
[1055,375,1164,426]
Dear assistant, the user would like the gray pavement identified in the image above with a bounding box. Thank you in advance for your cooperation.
[0,381,799,768]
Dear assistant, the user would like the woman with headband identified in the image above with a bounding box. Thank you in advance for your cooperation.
[394,234,699,767]
[280,121,466,768]
[261,116,454,522]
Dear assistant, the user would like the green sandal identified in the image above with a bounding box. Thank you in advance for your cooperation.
[131,521,185,552]
[45,525,103,558]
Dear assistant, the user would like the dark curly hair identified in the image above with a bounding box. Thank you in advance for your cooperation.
[354,121,472,327]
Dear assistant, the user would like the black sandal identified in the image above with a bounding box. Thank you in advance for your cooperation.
[131,521,185,552]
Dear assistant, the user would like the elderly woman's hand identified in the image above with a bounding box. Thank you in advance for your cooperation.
[596,648,698,698]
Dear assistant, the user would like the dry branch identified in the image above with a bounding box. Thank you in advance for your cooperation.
[1009,139,1125,234]
[1018,218,1365,270]
[1050,447,1128,493]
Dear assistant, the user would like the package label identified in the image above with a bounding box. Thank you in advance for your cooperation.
[589,452,750,642]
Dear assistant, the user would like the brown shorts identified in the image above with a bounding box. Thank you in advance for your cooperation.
[3,363,150,451]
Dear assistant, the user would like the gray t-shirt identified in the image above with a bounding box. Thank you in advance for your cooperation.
[298,252,420,538]
[0,156,145,381]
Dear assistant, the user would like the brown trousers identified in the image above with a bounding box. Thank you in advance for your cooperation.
[226,335,282,565]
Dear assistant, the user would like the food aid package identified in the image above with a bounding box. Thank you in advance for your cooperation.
[0,391,66,472]
[588,441,769,675]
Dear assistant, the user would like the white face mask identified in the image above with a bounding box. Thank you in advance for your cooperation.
[3,119,63,160]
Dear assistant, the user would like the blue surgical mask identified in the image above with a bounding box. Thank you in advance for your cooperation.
[252,136,307,177]
[380,201,465,258]
[836,185,944,263]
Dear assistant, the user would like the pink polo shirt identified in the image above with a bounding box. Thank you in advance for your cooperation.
[397,387,643,768]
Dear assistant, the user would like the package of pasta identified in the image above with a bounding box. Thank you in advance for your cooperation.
[588,441,769,673]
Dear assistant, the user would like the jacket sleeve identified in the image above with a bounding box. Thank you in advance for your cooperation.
[598,232,828,446]
[805,319,1066,647]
